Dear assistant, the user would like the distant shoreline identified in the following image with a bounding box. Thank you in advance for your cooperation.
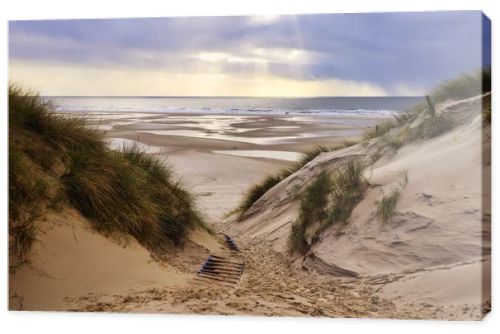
[45,95,424,117]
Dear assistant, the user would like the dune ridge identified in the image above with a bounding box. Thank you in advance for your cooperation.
[229,93,490,318]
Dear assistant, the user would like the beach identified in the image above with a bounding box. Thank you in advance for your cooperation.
[9,95,489,320]
[9,109,392,314]
[82,111,385,220]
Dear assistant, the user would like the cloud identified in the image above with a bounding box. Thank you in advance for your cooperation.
[9,59,388,97]
[8,11,485,96]
[391,83,426,96]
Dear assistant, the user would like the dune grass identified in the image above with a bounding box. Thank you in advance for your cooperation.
[365,68,491,144]
[400,69,489,142]
[236,145,331,218]
[9,85,205,261]
[362,120,394,141]
[393,103,426,125]
[296,145,330,167]
[288,160,366,254]
[377,190,401,223]
[377,170,408,223]
[285,69,488,253]
[327,160,366,225]
[288,170,331,254]
[236,142,359,218]
[415,114,452,140]
[9,141,50,262]
[288,221,309,255]
[430,68,491,104]
[236,168,292,217]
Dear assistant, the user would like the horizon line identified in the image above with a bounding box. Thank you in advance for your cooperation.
[41,95,425,98]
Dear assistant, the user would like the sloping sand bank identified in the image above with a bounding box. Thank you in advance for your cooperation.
[8,208,213,311]
[230,94,490,319]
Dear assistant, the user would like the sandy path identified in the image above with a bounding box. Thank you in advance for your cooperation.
[68,236,439,319]
[165,150,289,221]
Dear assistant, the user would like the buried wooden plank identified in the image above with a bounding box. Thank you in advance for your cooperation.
[198,269,241,280]
[203,261,242,267]
[199,266,242,274]
[204,264,243,271]
[197,272,239,284]
[201,266,243,275]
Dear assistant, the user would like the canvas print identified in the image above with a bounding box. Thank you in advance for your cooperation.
[8,11,491,320]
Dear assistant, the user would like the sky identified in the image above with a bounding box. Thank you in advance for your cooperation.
[8,11,488,97]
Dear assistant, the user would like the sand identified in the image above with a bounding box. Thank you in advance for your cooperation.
[67,238,437,319]
[224,94,490,319]
[101,113,377,221]
[9,101,490,319]
[9,208,189,311]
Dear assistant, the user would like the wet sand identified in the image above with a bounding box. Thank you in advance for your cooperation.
[79,111,386,221]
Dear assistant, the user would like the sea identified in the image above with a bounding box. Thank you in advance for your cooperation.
[45,96,424,117]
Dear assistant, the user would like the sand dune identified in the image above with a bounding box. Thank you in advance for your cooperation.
[9,208,191,310]
[9,95,489,319]
[8,208,228,311]
[230,94,490,319]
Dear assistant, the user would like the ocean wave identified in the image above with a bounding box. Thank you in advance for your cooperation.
[54,105,398,117]
[46,95,415,117]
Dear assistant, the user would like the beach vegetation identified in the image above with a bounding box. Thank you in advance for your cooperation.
[368,68,491,144]
[430,68,491,104]
[410,113,452,141]
[236,142,359,218]
[237,169,291,218]
[9,85,205,262]
[288,160,366,254]
[326,160,366,226]
[377,190,401,223]
[362,120,394,141]
[377,170,409,223]
[297,145,330,167]
[288,170,331,254]
[288,220,310,255]
[393,103,426,125]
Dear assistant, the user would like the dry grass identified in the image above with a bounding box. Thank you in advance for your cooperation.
[288,160,366,254]
[377,170,408,223]
[377,190,401,223]
[362,120,394,141]
[431,68,491,104]
[236,142,359,218]
[288,170,331,254]
[288,220,310,255]
[367,68,491,144]
[9,85,205,262]
[236,146,331,218]
[393,103,426,125]
[236,168,293,218]
[327,160,366,226]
